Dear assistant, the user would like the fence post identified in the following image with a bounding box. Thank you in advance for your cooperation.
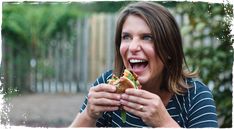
[76,19,81,93]
[89,15,97,82]
[82,17,89,92]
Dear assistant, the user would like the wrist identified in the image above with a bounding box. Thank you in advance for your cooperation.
[69,109,97,127]
[160,117,181,128]
[83,108,99,122]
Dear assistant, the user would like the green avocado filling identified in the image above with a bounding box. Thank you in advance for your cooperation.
[126,72,139,89]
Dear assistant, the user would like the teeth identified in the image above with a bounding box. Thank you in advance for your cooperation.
[129,59,146,63]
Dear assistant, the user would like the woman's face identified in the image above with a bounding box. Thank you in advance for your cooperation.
[120,15,164,87]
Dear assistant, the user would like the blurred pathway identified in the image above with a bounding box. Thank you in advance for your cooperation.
[4,93,86,127]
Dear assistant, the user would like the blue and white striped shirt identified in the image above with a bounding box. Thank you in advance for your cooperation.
[80,70,218,128]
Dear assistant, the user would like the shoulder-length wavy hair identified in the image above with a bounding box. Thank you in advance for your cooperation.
[113,1,197,94]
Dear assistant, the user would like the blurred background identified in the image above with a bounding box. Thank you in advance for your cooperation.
[1,1,233,128]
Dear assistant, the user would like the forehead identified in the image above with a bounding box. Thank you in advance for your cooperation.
[122,15,151,33]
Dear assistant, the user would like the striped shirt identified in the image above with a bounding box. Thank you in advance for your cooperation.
[80,70,218,127]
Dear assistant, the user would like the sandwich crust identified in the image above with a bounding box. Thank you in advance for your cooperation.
[108,69,141,94]
[116,77,135,93]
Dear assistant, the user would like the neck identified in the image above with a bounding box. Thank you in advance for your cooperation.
[142,75,163,94]
[142,78,173,106]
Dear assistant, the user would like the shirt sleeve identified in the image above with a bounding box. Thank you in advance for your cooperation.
[79,70,113,127]
[187,81,218,128]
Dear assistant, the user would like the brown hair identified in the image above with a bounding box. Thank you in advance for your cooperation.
[113,1,197,94]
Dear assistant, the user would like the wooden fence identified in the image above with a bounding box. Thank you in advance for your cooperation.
[31,13,117,93]
[1,13,117,94]
[1,12,220,94]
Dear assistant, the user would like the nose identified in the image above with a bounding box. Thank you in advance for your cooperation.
[129,38,141,53]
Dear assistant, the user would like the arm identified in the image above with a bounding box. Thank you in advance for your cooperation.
[70,71,120,127]
[69,84,120,127]
[69,110,96,127]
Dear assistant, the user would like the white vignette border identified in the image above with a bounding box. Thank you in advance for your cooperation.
[0,0,233,129]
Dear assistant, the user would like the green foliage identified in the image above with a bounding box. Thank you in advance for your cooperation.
[2,3,86,93]
[78,1,128,12]
[37,59,55,79]
[3,87,20,98]
[3,3,83,57]
[177,2,233,127]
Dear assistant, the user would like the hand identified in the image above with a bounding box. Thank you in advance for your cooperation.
[86,84,121,120]
[120,89,179,127]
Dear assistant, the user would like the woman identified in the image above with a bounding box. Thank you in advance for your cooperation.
[70,1,218,128]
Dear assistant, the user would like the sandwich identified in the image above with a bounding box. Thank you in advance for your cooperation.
[108,69,141,93]
[107,69,141,123]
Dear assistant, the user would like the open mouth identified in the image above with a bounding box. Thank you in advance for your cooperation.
[129,59,148,70]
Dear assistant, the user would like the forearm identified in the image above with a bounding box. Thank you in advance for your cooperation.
[153,109,181,128]
[69,109,97,127]
[160,117,181,128]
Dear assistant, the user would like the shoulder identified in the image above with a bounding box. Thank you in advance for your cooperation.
[174,78,216,113]
[93,70,113,86]
[185,78,213,100]
[101,69,113,82]
[172,78,214,109]
[183,78,218,127]
[182,78,216,114]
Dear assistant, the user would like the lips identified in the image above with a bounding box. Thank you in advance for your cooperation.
[128,58,148,74]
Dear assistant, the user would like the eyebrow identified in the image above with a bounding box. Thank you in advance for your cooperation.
[141,33,152,35]
[121,32,152,35]
[121,32,130,35]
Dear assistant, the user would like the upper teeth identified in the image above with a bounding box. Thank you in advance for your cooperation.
[129,59,146,63]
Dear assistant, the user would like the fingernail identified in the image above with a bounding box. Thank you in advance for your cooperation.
[112,86,116,91]
[121,93,127,98]
[120,99,126,104]
[125,89,130,92]
[116,94,120,99]
[115,107,120,110]
[120,99,124,104]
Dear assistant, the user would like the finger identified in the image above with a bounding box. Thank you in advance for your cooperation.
[122,104,144,118]
[87,105,119,119]
[88,91,120,100]
[90,98,121,106]
[91,84,116,92]
[120,99,145,111]
[121,93,148,105]
[94,105,119,112]
[125,89,154,99]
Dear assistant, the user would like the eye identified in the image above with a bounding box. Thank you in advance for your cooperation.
[121,33,132,41]
[142,34,153,41]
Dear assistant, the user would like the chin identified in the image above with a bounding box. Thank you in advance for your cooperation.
[138,77,147,85]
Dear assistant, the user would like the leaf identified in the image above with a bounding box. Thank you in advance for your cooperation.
[121,110,126,123]
[195,22,206,31]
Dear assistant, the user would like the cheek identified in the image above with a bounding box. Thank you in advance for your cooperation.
[151,51,164,70]
[147,46,163,67]
[146,46,156,59]
[120,43,128,58]
[120,43,129,67]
